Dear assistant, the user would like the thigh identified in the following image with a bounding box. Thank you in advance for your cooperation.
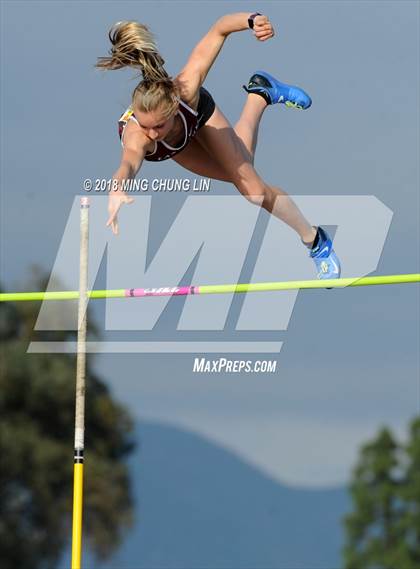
[171,136,230,182]
[195,106,261,190]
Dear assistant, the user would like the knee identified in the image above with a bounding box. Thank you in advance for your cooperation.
[243,192,265,207]
[235,178,270,207]
[230,164,273,207]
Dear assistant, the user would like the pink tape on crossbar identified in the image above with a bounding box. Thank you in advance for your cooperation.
[125,286,199,297]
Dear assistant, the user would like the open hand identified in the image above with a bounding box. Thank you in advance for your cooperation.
[106,190,134,235]
[253,15,275,42]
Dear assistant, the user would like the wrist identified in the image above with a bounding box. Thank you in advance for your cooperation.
[248,12,261,29]
[216,13,256,36]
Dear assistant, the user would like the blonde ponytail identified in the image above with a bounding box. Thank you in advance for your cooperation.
[96,21,166,80]
[96,21,179,118]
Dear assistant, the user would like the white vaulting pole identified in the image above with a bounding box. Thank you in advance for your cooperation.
[71,197,90,569]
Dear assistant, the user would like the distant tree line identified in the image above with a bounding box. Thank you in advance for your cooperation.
[0,272,136,569]
[343,417,420,569]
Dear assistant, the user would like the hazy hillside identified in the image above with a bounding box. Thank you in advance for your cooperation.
[62,420,349,568]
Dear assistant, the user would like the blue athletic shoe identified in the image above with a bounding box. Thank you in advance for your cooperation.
[243,70,312,109]
[309,226,341,281]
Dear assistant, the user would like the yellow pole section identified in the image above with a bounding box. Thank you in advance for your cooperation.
[0,289,125,302]
[198,273,420,294]
[71,463,84,569]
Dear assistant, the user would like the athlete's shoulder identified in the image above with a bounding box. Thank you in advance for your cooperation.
[174,75,200,111]
[118,110,153,154]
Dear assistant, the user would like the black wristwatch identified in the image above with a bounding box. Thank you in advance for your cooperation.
[248,12,261,29]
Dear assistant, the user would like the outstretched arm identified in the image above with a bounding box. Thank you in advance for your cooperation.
[107,132,147,235]
[178,12,274,93]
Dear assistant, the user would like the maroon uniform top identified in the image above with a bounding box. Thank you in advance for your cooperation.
[118,98,201,162]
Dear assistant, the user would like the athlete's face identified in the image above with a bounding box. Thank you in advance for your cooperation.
[135,106,177,141]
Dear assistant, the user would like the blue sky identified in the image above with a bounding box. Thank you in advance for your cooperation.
[1,0,419,490]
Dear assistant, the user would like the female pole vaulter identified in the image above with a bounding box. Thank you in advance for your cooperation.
[96,11,341,280]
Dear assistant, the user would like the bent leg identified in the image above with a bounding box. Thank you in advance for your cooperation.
[196,106,316,244]
[233,93,267,162]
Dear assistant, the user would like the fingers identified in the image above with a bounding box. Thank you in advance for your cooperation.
[255,33,274,42]
[106,202,120,226]
[256,33,274,42]
[254,15,268,26]
[106,193,134,234]
[106,213,119,235]
[253,15,275,41]
[106,212,118,232]
[254,26,275,41]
